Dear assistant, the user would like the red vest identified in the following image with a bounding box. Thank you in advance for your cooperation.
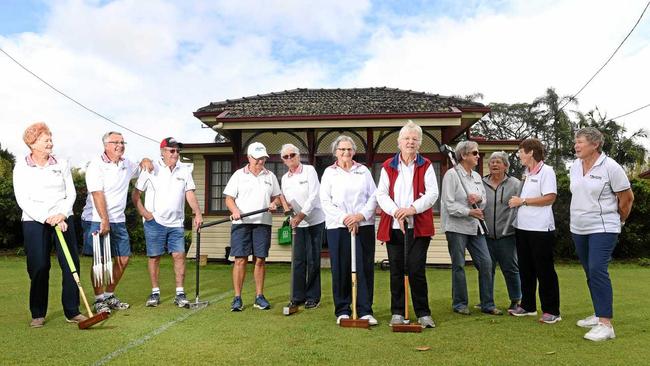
[377,153,435,241]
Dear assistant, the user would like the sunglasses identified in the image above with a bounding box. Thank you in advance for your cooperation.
[106,141,127,145]
[282,153,297,160]
[165,148,180,154]
[470,151,479,156]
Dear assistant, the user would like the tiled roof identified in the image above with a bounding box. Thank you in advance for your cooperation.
[195,87,487,118]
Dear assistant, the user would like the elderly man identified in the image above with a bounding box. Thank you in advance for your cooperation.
[132,137,202,308]
[81,131,151,313]
[224,142,281,312]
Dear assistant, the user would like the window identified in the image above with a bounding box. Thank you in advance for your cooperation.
[265,161,289,181]
[208,159,232,212]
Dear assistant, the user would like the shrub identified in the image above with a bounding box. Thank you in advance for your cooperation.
[553,176,650,259]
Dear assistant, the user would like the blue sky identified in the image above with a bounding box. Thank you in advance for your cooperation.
[0,0,648,164]
[0,0,48,35]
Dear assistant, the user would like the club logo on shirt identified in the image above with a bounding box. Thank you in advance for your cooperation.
[299,180,308,185]
[264,181,272,186]
[354,171,364,175]
[176,177,186,182]
[530,178,538,183]
[589,175,602,180]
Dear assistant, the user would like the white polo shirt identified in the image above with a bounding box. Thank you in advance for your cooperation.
[13,155,76,223]
[319,162,377,229]
[223,165,281,226]
[82,154,139,223]
[135,158,196,227]
[569,154,630,234]
[514,163,557,232]
[281,164,325,228]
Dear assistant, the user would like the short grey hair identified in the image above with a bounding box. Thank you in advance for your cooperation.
[280,143,300,155]
[331,135,357,156]
[398,120,423,145]
[488,151,510,168]
[454,141,479,161]
[575,127,604,153]
[102,131,122,143]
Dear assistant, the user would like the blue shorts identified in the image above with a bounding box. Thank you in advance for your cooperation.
[143,219,185,257]
[230,224,271,258]
[82,220,131,257]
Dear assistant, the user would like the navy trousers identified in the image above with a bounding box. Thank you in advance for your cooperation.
[327,225,375,317]
[291,222,325,303]
[23,220,81,319]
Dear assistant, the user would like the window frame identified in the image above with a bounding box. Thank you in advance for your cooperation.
[205,155,234,215]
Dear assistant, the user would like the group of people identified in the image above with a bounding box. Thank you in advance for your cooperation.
[14,122,203,328]
[14,120,633,342]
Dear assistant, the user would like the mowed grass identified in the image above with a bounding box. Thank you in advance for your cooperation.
[1,255,649,366]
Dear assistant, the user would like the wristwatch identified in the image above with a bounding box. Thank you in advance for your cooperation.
[522,199,528,206]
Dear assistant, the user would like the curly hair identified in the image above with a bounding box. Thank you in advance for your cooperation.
[23,122,51,146]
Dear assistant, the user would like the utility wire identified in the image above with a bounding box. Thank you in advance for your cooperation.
[609,102,650,121]
[0,46,158,144]
[559,1,650,112]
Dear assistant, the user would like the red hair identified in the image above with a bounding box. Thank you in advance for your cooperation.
[23,122,51,146]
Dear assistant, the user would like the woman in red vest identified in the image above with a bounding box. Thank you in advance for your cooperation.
[376,121,439,328]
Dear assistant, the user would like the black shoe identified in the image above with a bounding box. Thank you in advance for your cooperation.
[305,300,320,309]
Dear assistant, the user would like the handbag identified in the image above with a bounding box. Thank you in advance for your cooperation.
[277,217,292,245]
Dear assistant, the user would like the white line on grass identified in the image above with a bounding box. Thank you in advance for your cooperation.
[92,290,231,366]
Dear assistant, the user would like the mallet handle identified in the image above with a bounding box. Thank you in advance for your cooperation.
[200,207,270,229]
[55,226,94,316]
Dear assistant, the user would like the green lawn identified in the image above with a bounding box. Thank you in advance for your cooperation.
[1,255,649,365]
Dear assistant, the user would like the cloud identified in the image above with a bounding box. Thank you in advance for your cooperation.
[1,0,648,168]
[0,0,342,166]
[351,0,650,140]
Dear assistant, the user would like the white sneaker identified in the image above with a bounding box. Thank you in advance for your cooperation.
[336,315,350,325]
[360,314,378,326]
[584,323,615,342]
[577,314,599,328]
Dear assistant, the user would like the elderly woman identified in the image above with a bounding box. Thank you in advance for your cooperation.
[13,122,86,327]
[570,127,634,341]
[320,135,378,325]
[441,141,501,315]
[482,151,522,313]
[376,121,439,328]
[280,143,326,309]
[508,138,561,324]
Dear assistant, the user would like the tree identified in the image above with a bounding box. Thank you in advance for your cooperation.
[533,88,577,171]
[575,108,648,170]
[0,144,22,249]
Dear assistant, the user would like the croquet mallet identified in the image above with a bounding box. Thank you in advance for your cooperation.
[392,221,422,333]
[282,197,299,316]
[55,226,109,329]
[340,230,370,329]
[187,207,275,309]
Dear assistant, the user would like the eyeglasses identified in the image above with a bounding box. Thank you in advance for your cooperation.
[336,148,353,152]
[164,148,180,154]
[470,151,479,156]
[106,141,127,145]
[282,153,297,160]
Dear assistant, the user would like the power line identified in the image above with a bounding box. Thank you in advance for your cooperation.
[559,1,650,112]
[609,102,650,121]
[0,46,158,144]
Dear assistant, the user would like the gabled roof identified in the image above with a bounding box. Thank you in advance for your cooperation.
[194,87,488,120]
